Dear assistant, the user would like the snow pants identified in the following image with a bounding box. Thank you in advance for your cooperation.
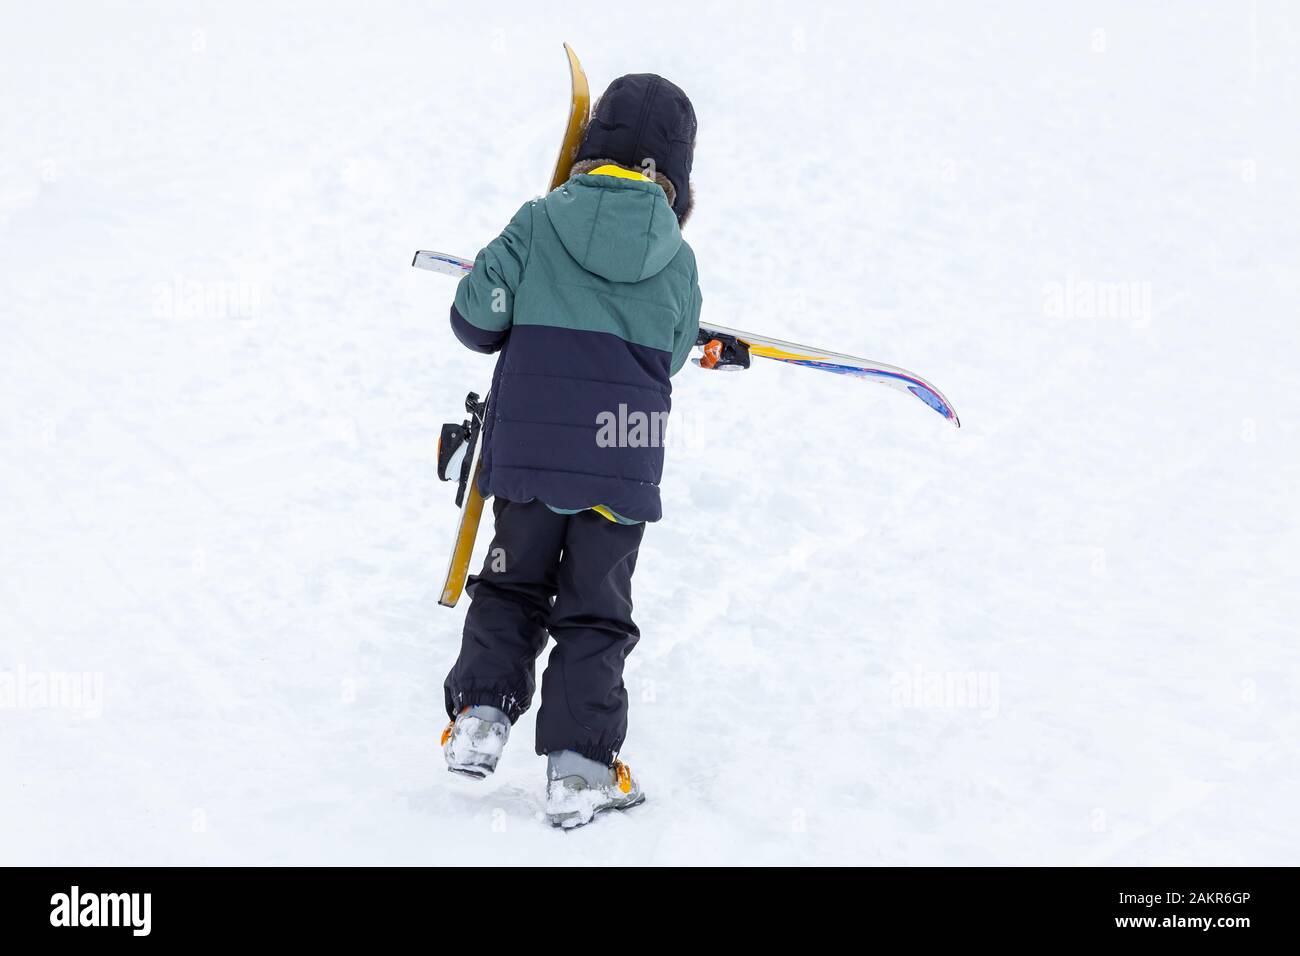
[443,497,644,765]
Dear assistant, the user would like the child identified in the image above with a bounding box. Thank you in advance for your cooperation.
[439,73,701,828]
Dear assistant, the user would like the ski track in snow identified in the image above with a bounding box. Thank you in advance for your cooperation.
[2,1,1298,865]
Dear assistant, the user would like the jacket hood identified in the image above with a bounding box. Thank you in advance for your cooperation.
[576,73,697,222]
[544,174,682,283]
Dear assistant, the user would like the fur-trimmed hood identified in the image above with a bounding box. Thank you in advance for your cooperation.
[569,158,695,227]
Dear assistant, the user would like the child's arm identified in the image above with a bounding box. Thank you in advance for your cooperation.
[449,203,533,354]
[669,264,703,376]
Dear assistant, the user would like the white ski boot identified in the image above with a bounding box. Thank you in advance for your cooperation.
[441,705,510,779]
[544,750,645,829]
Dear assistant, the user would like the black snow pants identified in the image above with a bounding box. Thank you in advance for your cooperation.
[443,497,644,765]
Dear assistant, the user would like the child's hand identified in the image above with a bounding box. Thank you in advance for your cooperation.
[694,331,751,371]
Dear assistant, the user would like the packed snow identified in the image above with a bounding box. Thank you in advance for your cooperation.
[2,1,1298,865]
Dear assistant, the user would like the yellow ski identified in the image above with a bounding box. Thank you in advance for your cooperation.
[436,43,591,608]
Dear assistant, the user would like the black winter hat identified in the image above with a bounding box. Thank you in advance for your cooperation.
[576,73,697,222]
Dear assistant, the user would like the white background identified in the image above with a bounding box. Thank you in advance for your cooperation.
[2,0,1297,864]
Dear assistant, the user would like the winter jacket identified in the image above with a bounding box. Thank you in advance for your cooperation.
[450,170,702,522]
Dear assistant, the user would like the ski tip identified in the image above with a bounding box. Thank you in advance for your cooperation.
[562,42,587,79]
[938,397,961,428]
[905,382,960,428]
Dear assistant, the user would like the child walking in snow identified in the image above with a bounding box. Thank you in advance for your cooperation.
[439,74,701,828]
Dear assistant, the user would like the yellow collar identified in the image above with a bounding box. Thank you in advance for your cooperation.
[586,164,651,183]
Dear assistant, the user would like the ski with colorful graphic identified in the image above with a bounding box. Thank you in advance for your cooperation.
[411,251,961,428]
[433,42,591,609]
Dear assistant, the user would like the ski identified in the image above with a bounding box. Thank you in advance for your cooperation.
[412,251,961,427]
[431,43,591,609]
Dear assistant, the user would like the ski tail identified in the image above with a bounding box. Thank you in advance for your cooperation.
[412,250,472,278]
[439,455,486,607]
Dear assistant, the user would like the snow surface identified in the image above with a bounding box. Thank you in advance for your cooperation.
[2,1,1299,865]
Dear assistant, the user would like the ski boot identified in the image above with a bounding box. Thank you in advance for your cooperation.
[544,750,645,829]
[441,705,510,779]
